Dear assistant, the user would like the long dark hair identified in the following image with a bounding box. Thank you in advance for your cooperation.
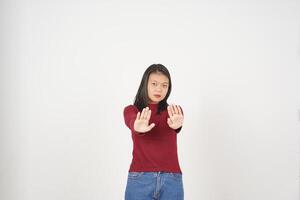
[134,64,172,114]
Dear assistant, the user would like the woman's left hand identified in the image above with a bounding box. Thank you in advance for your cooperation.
[167,104,184,130]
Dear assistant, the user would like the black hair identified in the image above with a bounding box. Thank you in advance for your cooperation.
[134,64,172,115]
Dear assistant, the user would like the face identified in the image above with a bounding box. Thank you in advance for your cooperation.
[147,72,169,104]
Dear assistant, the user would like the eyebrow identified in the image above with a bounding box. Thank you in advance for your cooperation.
[150,80,169,84]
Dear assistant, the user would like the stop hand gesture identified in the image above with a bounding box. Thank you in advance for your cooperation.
[167,104,184,130]
[134,107,155,133]
[133,105,183,134]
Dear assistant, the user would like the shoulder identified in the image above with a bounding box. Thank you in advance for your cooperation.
[123,104,139,114]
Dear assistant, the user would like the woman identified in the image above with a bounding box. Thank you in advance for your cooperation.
[123,64,184,200]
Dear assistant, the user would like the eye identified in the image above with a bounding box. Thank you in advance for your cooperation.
[152,82,157,86]
[163,85,168,88]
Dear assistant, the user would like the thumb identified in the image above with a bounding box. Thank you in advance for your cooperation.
[149,123,155,130]
[167,118,173,126]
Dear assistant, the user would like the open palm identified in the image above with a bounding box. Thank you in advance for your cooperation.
[167,104,184,130]
[134,107,155,133]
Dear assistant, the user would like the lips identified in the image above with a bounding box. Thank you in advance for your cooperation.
[154,94,161,98]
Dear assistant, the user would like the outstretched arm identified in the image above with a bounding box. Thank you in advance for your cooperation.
[124,105,155,136]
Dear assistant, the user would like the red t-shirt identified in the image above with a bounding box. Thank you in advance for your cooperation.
[123,103,183,173]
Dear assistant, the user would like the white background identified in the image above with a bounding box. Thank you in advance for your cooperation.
[1,0,300,199]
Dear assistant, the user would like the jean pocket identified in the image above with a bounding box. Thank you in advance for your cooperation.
[128,172,144,179]
[169,172,182,181]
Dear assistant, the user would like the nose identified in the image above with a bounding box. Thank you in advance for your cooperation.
[155,86,163,92]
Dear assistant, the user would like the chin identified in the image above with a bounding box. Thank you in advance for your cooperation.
[150,99,159,104]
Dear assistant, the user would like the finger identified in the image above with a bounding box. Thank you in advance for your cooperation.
[167,105,173,117]
[174,105,179,114]
[176,105,181,115]
[141,107,148,119]
[140,108,145,119]
[149,123,155,129]
[171,104,176,115]
[136,112,141,120]
[167,118,173,125]
[146,109,151,120]
[177,105,183,115]
[144,107,150,120]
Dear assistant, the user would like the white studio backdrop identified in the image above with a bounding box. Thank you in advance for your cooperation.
[1,0,300,200]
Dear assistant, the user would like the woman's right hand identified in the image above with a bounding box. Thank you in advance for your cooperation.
[134,107,155,133]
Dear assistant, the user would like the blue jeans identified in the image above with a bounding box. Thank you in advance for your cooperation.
[125,172,184,200]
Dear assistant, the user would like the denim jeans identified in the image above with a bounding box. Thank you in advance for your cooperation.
[125,172,184,200]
